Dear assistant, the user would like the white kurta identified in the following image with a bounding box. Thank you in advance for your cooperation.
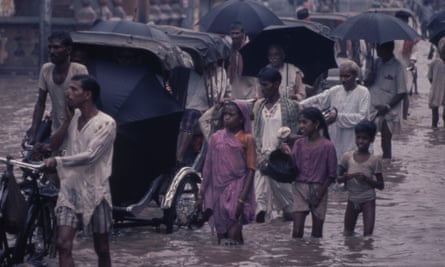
[300,84,370,161]
[55,109,116,226]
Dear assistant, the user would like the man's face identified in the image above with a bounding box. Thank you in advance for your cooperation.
[230,28,245,47]
[268,47,284,68]
[48,39,71,65]
[339,66,356,91]
[260,79,279,99]
[66,80,87,109]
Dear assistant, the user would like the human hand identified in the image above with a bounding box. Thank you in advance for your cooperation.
[310,194,321,208]
[326,110,337,124]
[43,157,57,169]
[374,104,390,116]
[281,143,291,155]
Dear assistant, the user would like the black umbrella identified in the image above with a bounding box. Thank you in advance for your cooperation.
[239,23,337,85]
[91,20,171,42]
[331,12,420,44]
[198,0,283,35]
[93,59,184,205]
[95,59,183,125]
[427,10,445,46]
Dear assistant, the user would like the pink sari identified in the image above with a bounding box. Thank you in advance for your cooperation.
[201,101,255,234]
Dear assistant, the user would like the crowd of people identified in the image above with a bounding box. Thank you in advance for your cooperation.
[24,10,445,263]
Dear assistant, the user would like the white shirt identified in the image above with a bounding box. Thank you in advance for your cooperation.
[56,109,116,226]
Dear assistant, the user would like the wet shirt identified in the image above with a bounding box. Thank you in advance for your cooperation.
[55,109,116,227]
[37,62,88,132]
[291,137,337,183]
[369,57,407,122]
[339,151,382,203]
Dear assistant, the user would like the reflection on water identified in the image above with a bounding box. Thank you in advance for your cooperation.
[1,40,445,267]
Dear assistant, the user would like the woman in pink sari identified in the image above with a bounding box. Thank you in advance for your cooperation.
[198,100,256,245]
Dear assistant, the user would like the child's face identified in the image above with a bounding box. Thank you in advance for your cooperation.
[298,115,319,137]
[355,132,373,151]
[223,104,243,131]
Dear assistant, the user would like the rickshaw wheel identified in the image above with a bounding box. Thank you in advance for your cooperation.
[164,176,199,233]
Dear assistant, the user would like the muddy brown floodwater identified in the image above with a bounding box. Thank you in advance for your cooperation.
[0,40,444,267]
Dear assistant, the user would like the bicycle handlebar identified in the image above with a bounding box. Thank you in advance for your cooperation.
[0,157,45,172]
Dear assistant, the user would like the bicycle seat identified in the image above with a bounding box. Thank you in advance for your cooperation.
[38,183,59,198]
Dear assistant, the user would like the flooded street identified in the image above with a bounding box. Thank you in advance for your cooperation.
[1,40,444,266]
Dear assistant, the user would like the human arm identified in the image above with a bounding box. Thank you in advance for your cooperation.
[375,92,406,117]
[49,103,74,151]
[294,70,306,101]
[236,169,255,218]
[54,118,116,168]
[29,89,47,144]
[351,172,384,190]
[299,86,333,111]
[335,88,370,128]
[236,135,256,218]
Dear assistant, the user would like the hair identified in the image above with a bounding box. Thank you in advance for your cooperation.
[71,74,100,104]
[354,119,377,141]
[378,41,394,52]
[48,31,73,47]
[339,59,360,77]
[230,21,244,33]
[296,7,309,20]
[257,66,282,83]
[300,107,330,140]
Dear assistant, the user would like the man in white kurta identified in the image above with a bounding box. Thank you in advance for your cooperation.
[300,60,370,161]
[45,74,116,267]
[55,108,115,230]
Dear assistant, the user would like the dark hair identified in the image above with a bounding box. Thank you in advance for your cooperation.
[258,66,282,83]
[296,7,309,20]
[48,31,73,47]
[300,107,330,140]
[355,119,377,141]
[378,41,394,52]
[71,74,100,104]
[230,21,245,33]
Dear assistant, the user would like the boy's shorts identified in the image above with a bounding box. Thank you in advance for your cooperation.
[56,200,112,234]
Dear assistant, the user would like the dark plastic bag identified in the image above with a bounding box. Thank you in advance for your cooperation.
[262,149,298,183]
[3,171,27,234]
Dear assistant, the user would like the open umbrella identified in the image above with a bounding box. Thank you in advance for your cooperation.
[91,20,171,42]
[198,0,283,35]
[427,10,445,46]
[94,59,182,125]
[93,58,184,206]
[331,12,420,44]
[239,23,337,85]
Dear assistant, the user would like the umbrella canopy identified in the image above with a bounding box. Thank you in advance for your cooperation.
[331,12,420,44]
[94,59,183,125]
[91,20,171,42]
[427,10,445,46]
[239,23,337,85]
[198,0,283,35]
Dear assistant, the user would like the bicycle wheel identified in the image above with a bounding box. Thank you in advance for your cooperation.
[14,201,56,266]
[164,176,199,233]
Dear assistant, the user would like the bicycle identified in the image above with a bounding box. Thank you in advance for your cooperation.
[0,156,57,267]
